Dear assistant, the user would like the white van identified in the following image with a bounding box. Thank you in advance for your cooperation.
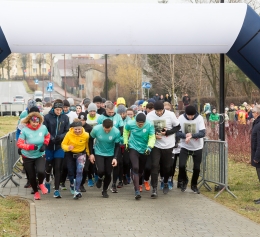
[34,91,43,100]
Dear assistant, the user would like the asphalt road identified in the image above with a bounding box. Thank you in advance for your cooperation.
[0,80,64,104]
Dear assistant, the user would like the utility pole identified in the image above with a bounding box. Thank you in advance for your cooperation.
[64,54,67,99]
[105,54,108,99]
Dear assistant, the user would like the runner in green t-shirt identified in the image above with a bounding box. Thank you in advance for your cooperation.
[123,113,156,200]
[89,119,120,198]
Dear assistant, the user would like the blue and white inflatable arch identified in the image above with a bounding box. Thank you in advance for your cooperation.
[0,2,259,87]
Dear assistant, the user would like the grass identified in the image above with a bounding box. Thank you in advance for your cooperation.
[0,197,30,237]
[0,117,30,236]
[194,159,260,224]
[22,80,33,94]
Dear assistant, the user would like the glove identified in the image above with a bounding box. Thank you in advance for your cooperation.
[54,136,61,144]
[28,145,38,150]
[144,147,152,156]
[125,144,129,152]
[18,148,22,155]
[39,144,46,152]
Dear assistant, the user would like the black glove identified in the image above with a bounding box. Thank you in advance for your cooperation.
[50,136,55,143]
[18,148,22,155]
[29,144,38,150]
[144,147,152,156]
[54,136,61,144]
[39,144,46,152]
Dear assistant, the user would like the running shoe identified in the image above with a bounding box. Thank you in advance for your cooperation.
[53,190,62,198]
[177,181,182,189]
[144,181,150,191]
[180,181,187,192]
[102,190,109,198]
[73,191,82,199]
[160,181,164,190]
[127,175,131,184]
[163,183,169,194]
[44,182,51,193]
[96,178,102,189]
[139,185,143,192]
[117,181,123,188]
[123,176,128,185]
[39,184,48,194]
[94,174,99,183]
[88,179,94,187]
[34,192,41,200]
[24,180,31,188]
[70,185,75,195]
[60,183,67,190]
[168,180,173,190]
[80,185,86,192]
[110,183,118,193]
[135,190,141,200]
[151,188,158,198]
[191,185,200,194]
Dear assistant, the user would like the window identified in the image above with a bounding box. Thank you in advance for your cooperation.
[33,59,36,64]
[42,68,46,73]
[33,68,37,73]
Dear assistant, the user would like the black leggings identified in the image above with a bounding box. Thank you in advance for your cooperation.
[95,155,113,191]
[45,158,63,190]
[178,148,202,186]
[23,156,45,193]
[151,147,174,188]
[112,149,123,183]
[123,149,130,178]
[60,152,69,184]
[139,154,151,185]
[129,149,147,191]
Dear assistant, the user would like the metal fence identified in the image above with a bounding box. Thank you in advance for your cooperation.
[0,131,21,198]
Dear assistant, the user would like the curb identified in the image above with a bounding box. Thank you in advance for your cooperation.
[29,201,37,237]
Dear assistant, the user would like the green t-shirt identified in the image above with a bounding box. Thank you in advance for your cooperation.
[124,120,155,154]
[97,114,124,129]
[90,124,121,156]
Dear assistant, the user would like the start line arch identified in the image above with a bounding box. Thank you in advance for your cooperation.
[0,1,259,87]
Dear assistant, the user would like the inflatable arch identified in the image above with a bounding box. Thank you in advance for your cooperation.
[0,2,259,87]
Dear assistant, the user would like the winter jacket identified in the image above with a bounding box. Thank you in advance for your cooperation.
[209,113,219,122]
[43,109,70,150]
[61,127,90,155]
[251,116,260,168]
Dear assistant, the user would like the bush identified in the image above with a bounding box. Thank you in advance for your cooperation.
[25,78,36,92]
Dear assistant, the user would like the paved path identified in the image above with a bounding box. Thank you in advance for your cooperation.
[1,174,260,237]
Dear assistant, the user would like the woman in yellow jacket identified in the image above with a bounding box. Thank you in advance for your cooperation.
[61,119,91,199]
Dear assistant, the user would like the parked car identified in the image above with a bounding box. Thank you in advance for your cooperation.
[13,95,25,103]
[43,96,55,105]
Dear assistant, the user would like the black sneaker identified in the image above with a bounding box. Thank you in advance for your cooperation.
[117,181,123,188]
[110,183,118,193]
[180,181,187,192]
[163,183,169,194]
[191,185,200,194]
[177,181,181,188]
[151,188,157,198]
[102,190,109,198]
[96,178,102,189]
[24,181,31,188]
[123,176,128,185]
[80,185,86,192]
[31,189,35,194]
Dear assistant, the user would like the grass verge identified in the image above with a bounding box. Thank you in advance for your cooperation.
[22,80,33,94]
[0,197,30,237]
[198,159,260,224]
[0,117,30,236]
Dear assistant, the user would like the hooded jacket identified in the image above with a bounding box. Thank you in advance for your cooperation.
[43,109,70,150]
[61,127,90,155]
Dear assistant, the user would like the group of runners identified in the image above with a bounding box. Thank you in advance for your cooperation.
[16,95,205,200]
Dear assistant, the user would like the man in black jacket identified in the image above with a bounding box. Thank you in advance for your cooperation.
[43,99,70,198]
[93,96,106,115]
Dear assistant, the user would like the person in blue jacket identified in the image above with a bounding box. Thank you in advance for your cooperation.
[43,99,70,198]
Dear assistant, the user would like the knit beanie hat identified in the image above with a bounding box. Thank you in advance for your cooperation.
[154,101,164,110]
[185,105,197,115]
[136,113,146,123]
[63,99,70,107]
[148,98,155,104]
[117,97,126,106]
[28,106,40,113]
[78,112,87,120]
[88,102,97,112]
[93,96,102,103]
[83,98,91,105]
[71,121,83,127]
[102,98,106,103]
[27,99,37,110]
[53,100,64,109]
[117,105,126,114]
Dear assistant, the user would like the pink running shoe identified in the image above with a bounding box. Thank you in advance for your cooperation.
[39,184,48,194]
[34,192,41,200]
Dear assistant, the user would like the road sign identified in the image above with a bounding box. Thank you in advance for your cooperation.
[142,82,152,89]
[35,79,39,85]
[47,82,53,92]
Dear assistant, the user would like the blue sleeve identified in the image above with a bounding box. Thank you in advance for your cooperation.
[192,129,206,139]
[176,130,186,139]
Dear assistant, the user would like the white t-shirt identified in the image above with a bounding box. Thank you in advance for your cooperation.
[66,111,78,124]
[178,114,205,151]
[146,110,179,149]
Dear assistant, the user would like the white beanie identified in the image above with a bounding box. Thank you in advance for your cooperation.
[88,102,97,112]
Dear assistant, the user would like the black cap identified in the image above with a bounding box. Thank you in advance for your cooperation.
[185,105,197,115]
[154,101,164,110]
[63,99,70,107]
[136,113,146,123]
[93,96,103,103]
[78,112,87,120]
[29,106,40,113]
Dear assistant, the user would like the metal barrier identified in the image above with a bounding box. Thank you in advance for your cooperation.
[198,139,237,198]
[0,131,21,198]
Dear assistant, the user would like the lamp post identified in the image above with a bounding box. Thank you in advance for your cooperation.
[64,54,67,99]
[105,54,108,99]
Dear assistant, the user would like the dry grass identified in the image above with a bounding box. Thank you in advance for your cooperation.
[0,197,30,237]
[0,117,18,138]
